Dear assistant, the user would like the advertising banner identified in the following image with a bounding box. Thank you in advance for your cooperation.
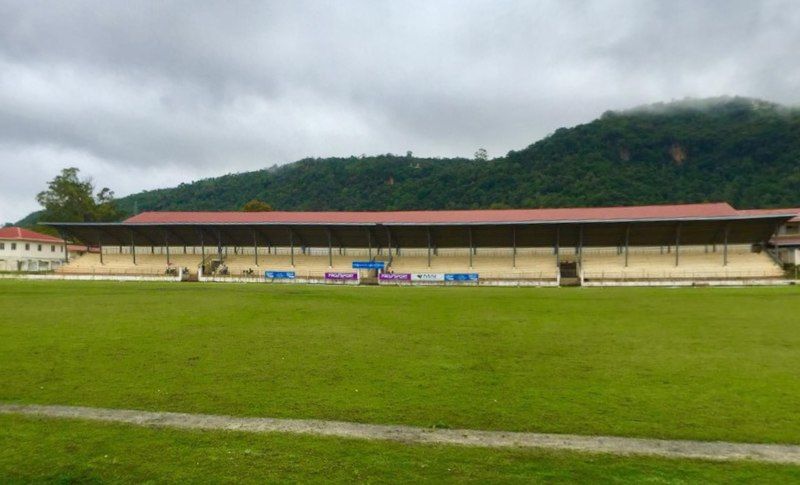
[378,273,411,281]
[325,272,359,280]
[411,273,445,282]
[265,271,295,279]
[352,261,385,269]
[444,273,479,281]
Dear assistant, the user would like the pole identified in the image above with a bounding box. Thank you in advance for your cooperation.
[367,229,372,260]
[624,224,630,268]
[427,227,432,268]
[512,226,516,268]
[327,228,333,267]
[289,228,295,267]
[59,231,69,263]
[130,230,136,265]
[253,230,259,266]
[723,224,729,266]
[675,224,681,267]
[99,244,103,264]
[468,227,473,268]
[578,225,583,267]
[387,227,393,264]
[554,226,560,268]
[165,231,170,265]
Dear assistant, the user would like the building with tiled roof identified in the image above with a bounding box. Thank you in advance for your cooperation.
[0,226,90,272]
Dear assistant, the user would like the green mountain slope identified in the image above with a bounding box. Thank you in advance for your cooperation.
[19,97,800,226]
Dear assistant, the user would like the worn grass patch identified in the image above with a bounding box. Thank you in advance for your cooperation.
[1,280,799,444]
[2,415,799,483]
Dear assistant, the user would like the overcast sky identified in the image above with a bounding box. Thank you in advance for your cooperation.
[1,0,799,222]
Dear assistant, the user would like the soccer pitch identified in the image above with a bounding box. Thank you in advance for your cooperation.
[1,281,799,482]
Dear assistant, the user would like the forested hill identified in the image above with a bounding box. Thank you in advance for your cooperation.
[20,97,800,225]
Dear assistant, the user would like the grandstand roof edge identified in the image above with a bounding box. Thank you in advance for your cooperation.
[40,213,796,228]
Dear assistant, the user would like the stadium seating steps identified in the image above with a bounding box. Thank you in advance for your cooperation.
[56,245,783,282]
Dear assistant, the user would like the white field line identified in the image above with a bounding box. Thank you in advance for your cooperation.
[2,403,800,465]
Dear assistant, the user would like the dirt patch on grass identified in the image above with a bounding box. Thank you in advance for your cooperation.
[2,403,800,465]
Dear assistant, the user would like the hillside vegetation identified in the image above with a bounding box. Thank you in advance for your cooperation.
[18,97,800,225]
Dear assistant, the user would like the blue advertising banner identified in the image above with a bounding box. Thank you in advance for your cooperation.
[444,273,479,281]
[352,261,385,269]
[265,271,296,279]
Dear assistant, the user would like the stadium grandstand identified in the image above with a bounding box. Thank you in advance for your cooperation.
[42,202,799,286]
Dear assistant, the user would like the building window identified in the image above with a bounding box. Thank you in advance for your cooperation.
[38,244,42,251]
[11,243,17,250]
[51,245,56,252]
[0,242,4,250]
[25,243,30,250]
[60,246,63,252]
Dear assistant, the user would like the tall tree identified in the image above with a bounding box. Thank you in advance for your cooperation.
[36,168,125,222]
[241,199,273,211]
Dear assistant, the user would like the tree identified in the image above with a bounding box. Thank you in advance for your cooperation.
[474,148,488,161]
[242,199,273,211]
[36,167,124,222]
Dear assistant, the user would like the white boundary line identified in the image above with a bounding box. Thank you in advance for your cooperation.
[2,403,800,465]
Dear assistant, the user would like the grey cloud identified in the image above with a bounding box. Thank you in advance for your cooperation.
[1,0,799,222]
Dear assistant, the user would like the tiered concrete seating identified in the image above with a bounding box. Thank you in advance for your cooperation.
[56,244,782,283]
[221,249,372,278]
[57,251,201,276]
[581,246,783,280]
[388,248,558,280]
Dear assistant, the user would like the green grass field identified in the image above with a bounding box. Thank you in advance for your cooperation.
[2,280,800,482]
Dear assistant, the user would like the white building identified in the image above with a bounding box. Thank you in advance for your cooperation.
[773,217,800,266]
[738,208,800,266]
[0,226,70,272]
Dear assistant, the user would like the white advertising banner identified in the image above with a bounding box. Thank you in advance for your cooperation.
[411,273,445,281]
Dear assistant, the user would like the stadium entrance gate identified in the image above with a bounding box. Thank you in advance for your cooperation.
[559,261,580,286]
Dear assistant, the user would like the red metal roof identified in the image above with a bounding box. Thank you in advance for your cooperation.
[125,202,750,225]
[0,226,64,243]
[771,236,800,246]
[737,208,800,223]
